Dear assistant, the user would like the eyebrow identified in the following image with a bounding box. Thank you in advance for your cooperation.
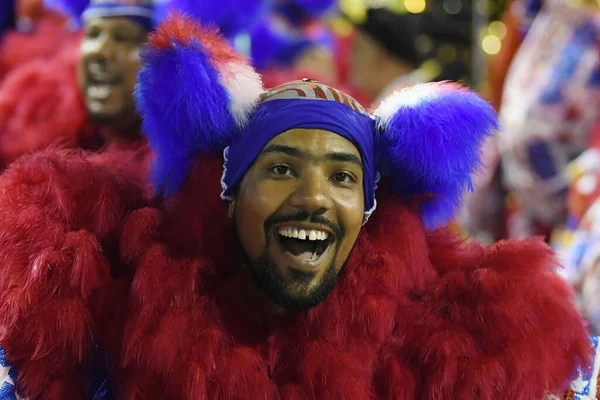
[260,144,363,169]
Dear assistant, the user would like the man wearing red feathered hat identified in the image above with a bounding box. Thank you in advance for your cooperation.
[0,12,596,400]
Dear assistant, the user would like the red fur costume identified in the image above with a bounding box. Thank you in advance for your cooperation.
[0,37,91,168]
[0,11,78,80]
[0,148,592,399]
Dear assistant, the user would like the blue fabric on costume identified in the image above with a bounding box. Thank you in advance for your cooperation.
[0,344,115,400]
[82,2,154,31]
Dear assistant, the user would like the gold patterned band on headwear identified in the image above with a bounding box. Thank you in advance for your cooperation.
[260,79,370,116]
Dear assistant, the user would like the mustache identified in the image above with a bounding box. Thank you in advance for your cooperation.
[85,64,123,85]
[264,210,344,240]
[87,74,123,85]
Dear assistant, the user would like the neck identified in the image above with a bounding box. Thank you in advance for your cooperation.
[240,263,288,321]
[98,118,141,150]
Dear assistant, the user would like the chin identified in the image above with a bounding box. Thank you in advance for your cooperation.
[88,109,130,126]
[254,256,340,311]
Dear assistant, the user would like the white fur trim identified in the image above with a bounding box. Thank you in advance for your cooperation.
[374,82,443,130]
[219,61,264,128]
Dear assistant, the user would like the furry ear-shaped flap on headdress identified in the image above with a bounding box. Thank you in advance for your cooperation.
[374,82,498,229]
[168,0,268,40]
[135,13,263,195]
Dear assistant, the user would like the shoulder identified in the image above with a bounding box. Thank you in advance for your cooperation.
[0,147,148,227]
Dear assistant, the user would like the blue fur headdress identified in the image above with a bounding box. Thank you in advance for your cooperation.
[43,0,166,30]
[250,15,334,71]
[274,0,337,25]
[136,14,498,229]
[166,0,268,40]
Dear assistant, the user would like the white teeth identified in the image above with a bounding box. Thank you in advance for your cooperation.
[278,227,329,241]
[88,84,112,99]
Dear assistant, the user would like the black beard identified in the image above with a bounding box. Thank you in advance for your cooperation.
[234,209,345,310]
[248,249,339,310]
[87,108,138,129]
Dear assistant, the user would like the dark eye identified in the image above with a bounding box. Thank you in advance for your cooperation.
[270,165,293,176]
[85,29,100,39]
[332,172,354,184]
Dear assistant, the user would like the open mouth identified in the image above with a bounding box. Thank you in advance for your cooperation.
[276,226,334,263]
[87,83,116,100]
[87,68,122,100]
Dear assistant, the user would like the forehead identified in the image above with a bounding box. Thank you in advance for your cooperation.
[264,129,361,158]
[84,16,146,33]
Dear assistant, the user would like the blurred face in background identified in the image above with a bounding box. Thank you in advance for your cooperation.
[78,17,146,127]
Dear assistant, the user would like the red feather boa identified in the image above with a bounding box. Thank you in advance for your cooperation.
[0,153,592,399]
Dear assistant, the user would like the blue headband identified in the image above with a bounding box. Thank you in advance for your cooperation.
[220,98,379,220]
[82,2,155,31]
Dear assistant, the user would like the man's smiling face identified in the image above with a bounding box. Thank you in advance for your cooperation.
[231,128,365,310]
[78,17,146,125]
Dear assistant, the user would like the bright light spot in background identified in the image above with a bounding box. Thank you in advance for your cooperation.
[482,35,502,55]
[339,0,367,23]
[488,21,507,39]
[404,0,426,13]
[443,0,462,14]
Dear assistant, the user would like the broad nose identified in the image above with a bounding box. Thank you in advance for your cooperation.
[288,170,333,215]
[83,33,117,62]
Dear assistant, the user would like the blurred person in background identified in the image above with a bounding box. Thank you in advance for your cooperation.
[249,0,372,104]
[0,0,160,168]
[0,0,267,168]
[550,129,600,335]
[497,0,600,239]
[461,0,600,243]
[348,7,426,106]
[250,12,338,83]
